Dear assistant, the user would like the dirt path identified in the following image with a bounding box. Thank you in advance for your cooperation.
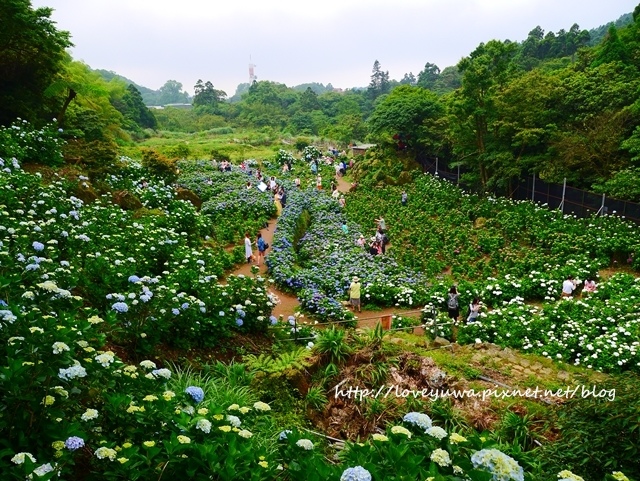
[225,217,303,318]
[223,180,413,328]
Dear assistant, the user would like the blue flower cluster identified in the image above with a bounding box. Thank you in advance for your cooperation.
[111,302,128,313]
[64,436,85,451]
[185,386,205,404]
[403,412,432,431]
[340,466,372,481]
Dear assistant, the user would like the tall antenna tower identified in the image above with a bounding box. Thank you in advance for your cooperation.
[249,55,257,82]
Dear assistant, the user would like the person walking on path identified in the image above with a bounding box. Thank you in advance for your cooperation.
[349,276,361,313]
[375,216,386,233]
[401,191,407,206]
[447,285,460,322]
[316,175,322,190]
[274,189,283,216]
[257,232,267,266]
[244,232,254,264]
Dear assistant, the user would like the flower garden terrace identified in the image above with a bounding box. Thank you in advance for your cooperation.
[0,151,638,480]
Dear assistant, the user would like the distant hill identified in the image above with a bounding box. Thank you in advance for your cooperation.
[588,12,633,46]
[94,69,190,106]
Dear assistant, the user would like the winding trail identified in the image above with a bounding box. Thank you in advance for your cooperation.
[225,172,419,328]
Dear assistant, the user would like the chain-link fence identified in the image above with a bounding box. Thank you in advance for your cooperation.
[420,159,640,224]
[512,175,640,223]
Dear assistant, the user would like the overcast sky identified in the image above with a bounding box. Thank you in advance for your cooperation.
[32,0,637,96]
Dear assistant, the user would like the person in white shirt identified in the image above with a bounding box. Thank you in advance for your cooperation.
[244,232,254,263]
[562,275,577,297]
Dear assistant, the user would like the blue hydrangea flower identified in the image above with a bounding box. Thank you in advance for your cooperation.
[64,436,85,451]
[278,430,292,440]
[185,386,204,403]
[340,466,372,481]
[128,275,141,283]
[219,311,225,316]
[269,315,278,325]
[172,308,180,315]
[111,302,129,313]
[236,308,245,318]
[403,412,432,431]
[181,302,190,309]
[32,241,44,252]
[288,315,296,325]
[236,319,244,327]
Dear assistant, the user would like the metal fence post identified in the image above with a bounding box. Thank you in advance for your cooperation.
[597,194,606,216]
[435,157,438,176]
[532,174,535,202]
[560,178,566,214]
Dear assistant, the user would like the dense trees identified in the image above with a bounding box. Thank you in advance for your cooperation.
[0,0,72,125]
[367,86,444,163]
[193,80,227,111]
[367,60,390,99]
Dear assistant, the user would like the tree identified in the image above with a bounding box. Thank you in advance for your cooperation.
[367,60,390,99]
[298,87,321,111]
[592,25,629,66]
[0,0,72,125]
[121,84,157,130]
[399,72,416,85]
[416,62,441,90]
[156,80,189,105]
[367,85,445,163]
[193,80,226,109]
[451,40,518,187]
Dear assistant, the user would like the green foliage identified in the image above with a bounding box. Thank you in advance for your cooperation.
[314,326,352,364]
[304,386,328,411]
[193,79,227,111]
[497,410,542,451]
[0,0,72,125]
[539,373,640,480]
[367,85,445,163]
[367,60,391,100]
[141,148,178,183]
[117,84,157,130]
[244,348,312,375]
[591,167,640,202]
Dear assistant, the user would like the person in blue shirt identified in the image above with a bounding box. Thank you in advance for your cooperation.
[257,233,267,266]
[341,222,349,234]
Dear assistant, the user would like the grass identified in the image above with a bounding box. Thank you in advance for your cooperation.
[121,128,330,163]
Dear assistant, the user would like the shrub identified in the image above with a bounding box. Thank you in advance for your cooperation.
[141,148,178,183]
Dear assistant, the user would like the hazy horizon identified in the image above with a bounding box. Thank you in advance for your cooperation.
[32,0,637,96]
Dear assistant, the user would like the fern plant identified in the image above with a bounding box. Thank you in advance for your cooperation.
[245,348,312,376]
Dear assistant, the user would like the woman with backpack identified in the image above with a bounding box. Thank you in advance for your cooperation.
[256,232,268,266]
[447,286,460,322]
